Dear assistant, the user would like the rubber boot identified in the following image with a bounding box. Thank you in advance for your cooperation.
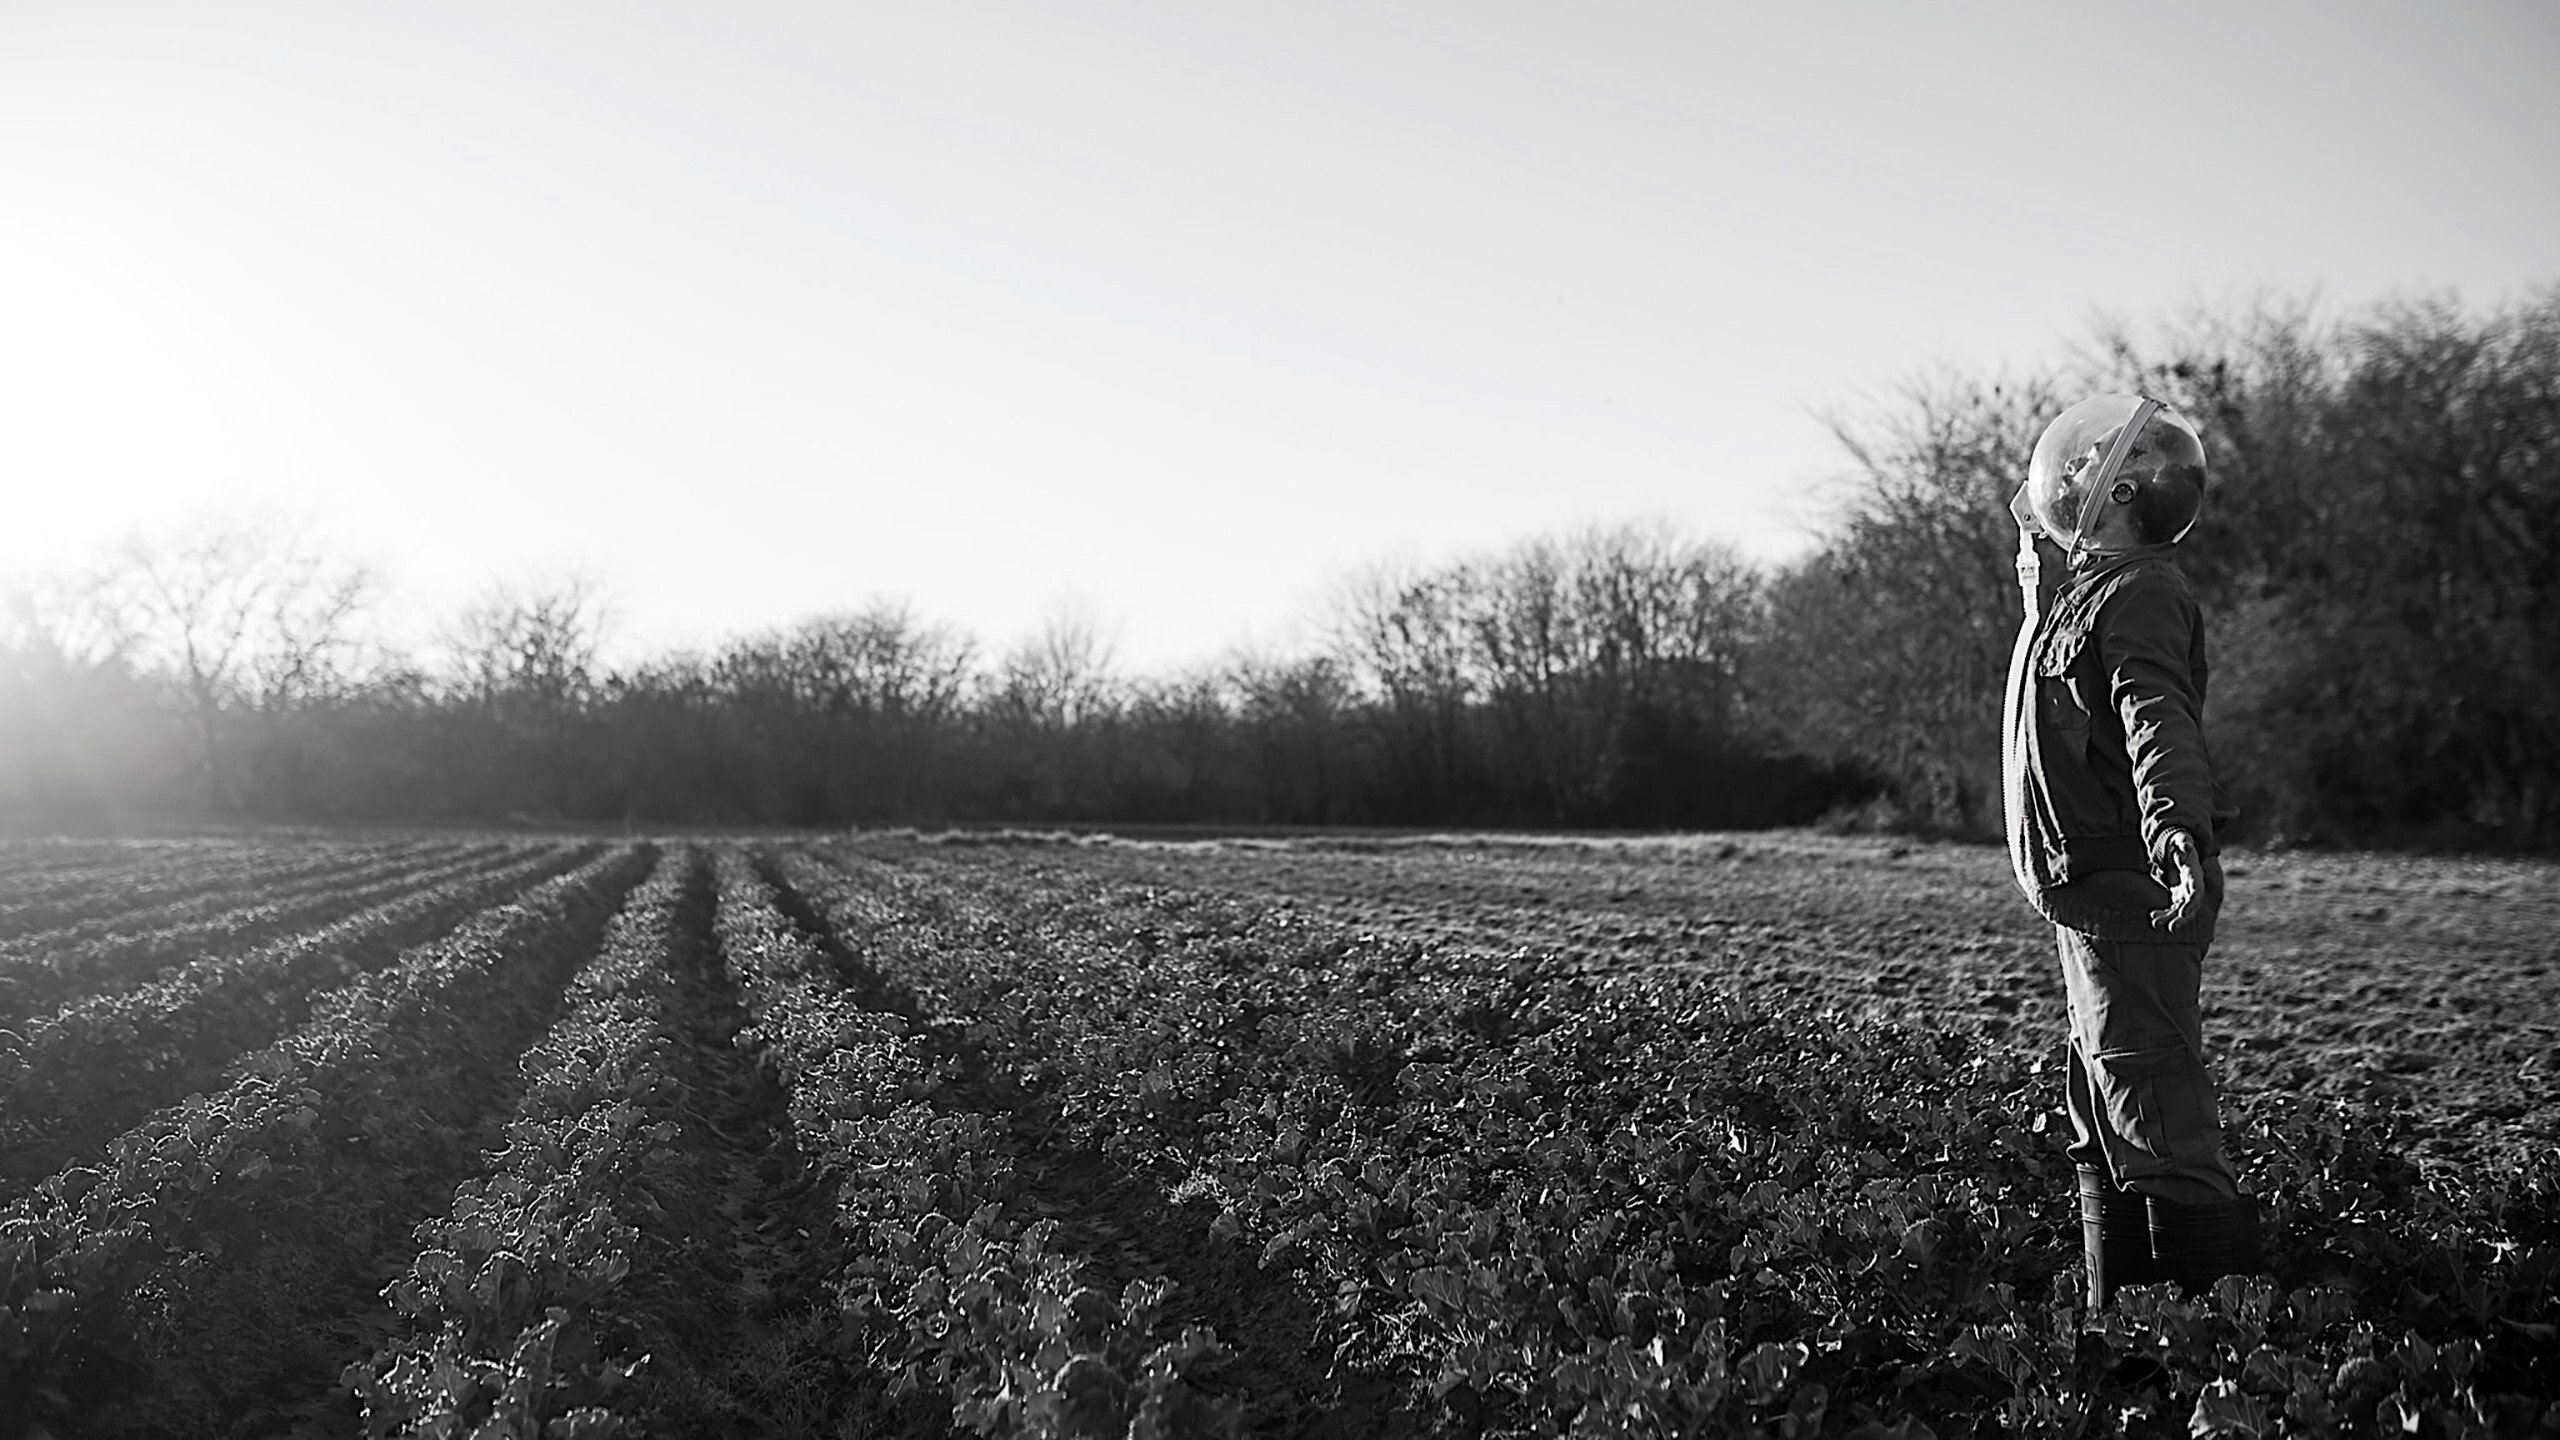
[2077,1166,2164,1309]
[2147,1193,2263,1296]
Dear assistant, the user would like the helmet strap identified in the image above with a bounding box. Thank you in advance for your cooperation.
[2068,396,2163,566]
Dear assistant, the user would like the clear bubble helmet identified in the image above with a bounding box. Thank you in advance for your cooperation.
[2021,394,2209,553]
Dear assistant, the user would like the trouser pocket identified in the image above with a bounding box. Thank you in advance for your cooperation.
[2087,1040,2229,1195]
[2097,1043,2192,1155]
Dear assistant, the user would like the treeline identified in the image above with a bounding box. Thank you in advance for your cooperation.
[1,523,1862,831]
[6,287,2555,846]
[1773,288,2560,849]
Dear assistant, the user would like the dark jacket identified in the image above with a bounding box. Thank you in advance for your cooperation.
[2004,550,2237,940]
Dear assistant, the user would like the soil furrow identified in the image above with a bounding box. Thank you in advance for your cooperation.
[647,851,947,1438]
[41,852,647,1438]
[761,845,1422,1437]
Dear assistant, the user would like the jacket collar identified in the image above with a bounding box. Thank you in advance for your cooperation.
[2064,544,2175,587]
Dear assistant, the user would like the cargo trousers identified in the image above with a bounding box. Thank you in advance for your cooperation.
[2048,864,2240,1206]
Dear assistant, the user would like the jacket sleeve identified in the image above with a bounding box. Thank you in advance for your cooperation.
[2097,571,2219,860]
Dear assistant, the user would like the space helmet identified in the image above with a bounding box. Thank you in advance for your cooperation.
[2020,394,2209,556]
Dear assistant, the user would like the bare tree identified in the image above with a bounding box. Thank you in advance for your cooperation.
[770,603,977,723]
[991,601,1120,732]
[1758,374,2058,832]
[99,514,379,811]
[2,572,136,672]
[980,601,1125,817]
[440,575,613,817]
[1227,647,1357,823]
[1325,560,1482,819]
[1,576,164,821]
[706,601,979,820]
[443,576,609,707]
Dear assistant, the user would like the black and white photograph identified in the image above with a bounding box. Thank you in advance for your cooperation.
[2,2,2555,1435]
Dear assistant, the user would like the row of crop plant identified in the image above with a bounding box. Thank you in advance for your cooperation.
[0,847,647,1437]
[0,837,526,1025]
[0,841,598,1197]
[0,837,376,936]
[795,840,2558,1440]
[7,838,1247,1437]
[345,847,739,1436]
[0,839,151,886]
[0,835,447,941]
[0,836,459,955]
[710,848,1237,1438]
[4,831,2545,1437]
[342,843,1242,1437]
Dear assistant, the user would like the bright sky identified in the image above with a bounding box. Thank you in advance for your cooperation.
[4,1,2555,672]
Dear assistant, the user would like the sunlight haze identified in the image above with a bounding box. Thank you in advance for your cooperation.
[4,0,2555,668]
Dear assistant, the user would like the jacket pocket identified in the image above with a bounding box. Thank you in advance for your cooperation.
[2035,620,2096,736]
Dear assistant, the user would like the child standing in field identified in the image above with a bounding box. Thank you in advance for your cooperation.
[2001,394,2260,1308]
